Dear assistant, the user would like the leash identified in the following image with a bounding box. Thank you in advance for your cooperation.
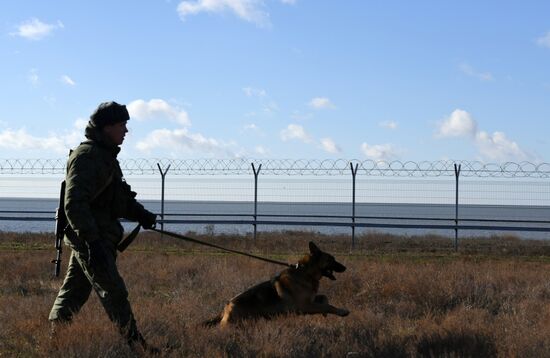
[151,227,291,268]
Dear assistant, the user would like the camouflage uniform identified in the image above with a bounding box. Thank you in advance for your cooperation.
[49,121,154,345]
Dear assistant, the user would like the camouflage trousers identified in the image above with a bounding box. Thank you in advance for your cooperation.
[49,239,139,341]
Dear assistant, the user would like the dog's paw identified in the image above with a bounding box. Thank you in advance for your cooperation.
[336,308,350,317]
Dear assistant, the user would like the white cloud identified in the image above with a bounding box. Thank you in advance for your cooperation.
[61,75,76,86]
[0,120,84,155]
[475,131,528,161]
[459,63,493,81]
[243,87,266,97]
[263,101,278,113]
[379,120,398,130]
[435,109,477,138]
[74,118,88,131]
[360,143,398,161]
[243,123,265,137]
[0,129,64,152]
[177,0,271,27]
[136,127,240,157]
[435,109,529,161]
[279,125,343,155]
[127,99,190,126]
[280,124,312,143]
[320,137,341,154]
[536,31,550,48]
[254,145,268,155]
[243,87,278,115]
[280,0,296,3]
[28,69,39,87]
[244,123,259,131]
[308,97,335,110]
[280,125,342,155]
[11,18,64,40]
[43,95,56,107]
[290,111,313,121]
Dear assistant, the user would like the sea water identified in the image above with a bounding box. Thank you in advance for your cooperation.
[0,198,548,239]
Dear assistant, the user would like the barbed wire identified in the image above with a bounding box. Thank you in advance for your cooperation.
[0,158,549,178]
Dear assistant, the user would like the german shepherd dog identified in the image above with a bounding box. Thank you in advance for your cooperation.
[205,242,349,327]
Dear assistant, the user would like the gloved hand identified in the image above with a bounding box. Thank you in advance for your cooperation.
[139,211,157,230]
[87,240,109,269]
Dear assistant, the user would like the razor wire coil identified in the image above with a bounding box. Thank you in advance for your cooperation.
[0,159,549,178]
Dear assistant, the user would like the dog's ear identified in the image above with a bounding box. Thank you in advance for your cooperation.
[309,241,320,254]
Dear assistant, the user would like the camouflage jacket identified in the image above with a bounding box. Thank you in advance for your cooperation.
[64,123,150,245]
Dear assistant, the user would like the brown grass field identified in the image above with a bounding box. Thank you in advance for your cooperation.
[1,230,550,357]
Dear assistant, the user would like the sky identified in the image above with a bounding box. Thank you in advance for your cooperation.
[1,0,549,163]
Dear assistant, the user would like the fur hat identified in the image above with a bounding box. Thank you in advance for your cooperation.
[90,101,129,129]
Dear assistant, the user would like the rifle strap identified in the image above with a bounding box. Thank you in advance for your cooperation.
[91,172,114,202]
[61,171,114,235]
[63,170,141,252]
[89,170,143,252]
[61,168,114,207]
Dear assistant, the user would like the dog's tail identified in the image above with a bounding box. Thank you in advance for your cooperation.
[202,314,222,328]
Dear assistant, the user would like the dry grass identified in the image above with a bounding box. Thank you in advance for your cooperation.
[1,230,550,357]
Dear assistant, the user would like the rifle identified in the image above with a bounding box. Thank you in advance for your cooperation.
[50,171,141,276]
[52,180,67,277]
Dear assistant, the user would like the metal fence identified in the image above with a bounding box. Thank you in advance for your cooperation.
[1,159,549,249]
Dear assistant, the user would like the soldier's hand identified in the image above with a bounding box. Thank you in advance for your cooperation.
[87,240,109,269]
[139,211,157,230]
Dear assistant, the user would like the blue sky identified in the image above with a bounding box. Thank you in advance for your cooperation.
[1,0,549,162]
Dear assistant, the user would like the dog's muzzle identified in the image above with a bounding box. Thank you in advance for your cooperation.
[324,262,346,280]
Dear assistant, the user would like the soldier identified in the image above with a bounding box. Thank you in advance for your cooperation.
[49,101,158,354]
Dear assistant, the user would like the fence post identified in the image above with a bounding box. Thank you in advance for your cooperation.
[350,162,359,251]
[251,163,262,240]
[454,163,461,251]
[157,163,171,237]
